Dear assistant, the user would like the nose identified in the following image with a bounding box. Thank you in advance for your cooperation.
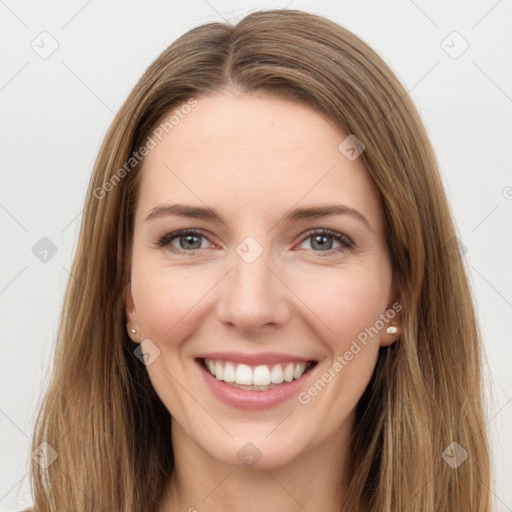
[216,245,291,334]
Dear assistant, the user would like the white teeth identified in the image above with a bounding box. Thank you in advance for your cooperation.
[283,363,294,382]
[223,362,235,382]
[253,365,271,386]
[215,361,223,381]
[203,358,310,387]
[235,363,253,385]
[270,364,284,384]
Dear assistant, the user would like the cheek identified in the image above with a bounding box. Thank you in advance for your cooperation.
[290,265,392,350]
[130,265,210,411]
[131,261,215,341]
[293,270,389,431]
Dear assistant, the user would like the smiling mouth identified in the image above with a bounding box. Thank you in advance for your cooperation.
[197,357,318,391]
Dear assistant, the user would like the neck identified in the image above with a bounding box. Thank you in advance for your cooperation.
[158,414,354,512]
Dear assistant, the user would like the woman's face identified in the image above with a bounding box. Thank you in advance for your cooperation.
[125,91,400,468]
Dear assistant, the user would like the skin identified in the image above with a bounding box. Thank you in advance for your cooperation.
[125,91,401,512]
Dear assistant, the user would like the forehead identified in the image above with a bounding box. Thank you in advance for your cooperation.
[136,92,382,231]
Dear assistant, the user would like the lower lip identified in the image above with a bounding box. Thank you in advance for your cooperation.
[197,359,317,410]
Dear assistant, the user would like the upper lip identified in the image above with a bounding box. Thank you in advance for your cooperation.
[196,351,316,366]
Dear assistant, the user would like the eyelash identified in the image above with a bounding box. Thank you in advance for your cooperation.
[156,228,354,256]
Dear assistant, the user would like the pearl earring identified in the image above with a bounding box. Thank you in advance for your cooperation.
[130,328,136,334]
[385,324,398,335]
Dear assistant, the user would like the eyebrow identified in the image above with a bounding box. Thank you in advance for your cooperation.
[145,203,373,232]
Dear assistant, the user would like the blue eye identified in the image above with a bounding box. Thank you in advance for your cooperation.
[157,228,353,255]
[157,229,211,253]
[298,229,353,254]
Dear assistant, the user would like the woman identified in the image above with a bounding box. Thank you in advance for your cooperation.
[27,9,491,511]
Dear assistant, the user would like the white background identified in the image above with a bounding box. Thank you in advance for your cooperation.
[1,1,511,510]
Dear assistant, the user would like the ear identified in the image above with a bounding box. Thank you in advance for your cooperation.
[124,286,140,342]
[380,277,403,348]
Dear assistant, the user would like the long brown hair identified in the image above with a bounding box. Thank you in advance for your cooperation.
[29,9,491,511]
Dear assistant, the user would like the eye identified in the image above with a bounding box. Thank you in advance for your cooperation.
[297,229,353,254]
[156,228,354,255]
[157,229,213,254]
